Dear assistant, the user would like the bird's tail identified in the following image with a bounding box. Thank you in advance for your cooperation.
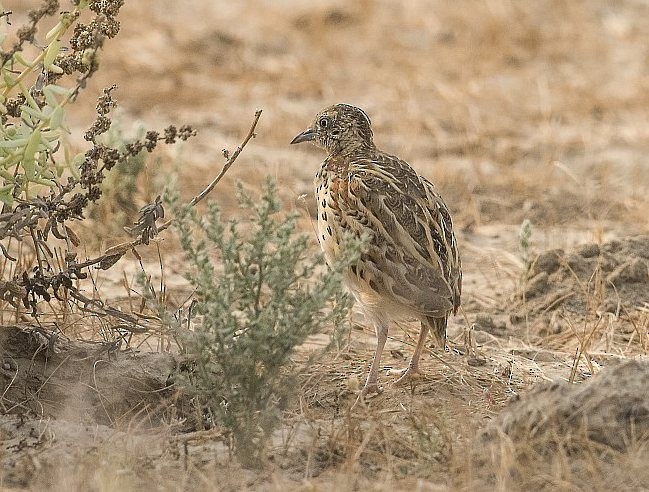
[426,316,447,350]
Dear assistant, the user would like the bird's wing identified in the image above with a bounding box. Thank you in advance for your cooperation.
[340,152,461,316]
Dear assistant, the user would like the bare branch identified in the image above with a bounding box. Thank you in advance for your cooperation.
[124,108,263,246]
[36,109,263,320]
[189,109,262,208]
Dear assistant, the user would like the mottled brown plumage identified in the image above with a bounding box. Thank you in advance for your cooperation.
[291,104,462,397]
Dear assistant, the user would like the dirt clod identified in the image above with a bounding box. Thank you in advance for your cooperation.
[466,359,649,490]
[0,326,177,426]
[576,243,600,258]
[473,314,507,335]
[523,271,549,298]
[512,236,649,336]
[529,249,563,276]
[607,258,649,286]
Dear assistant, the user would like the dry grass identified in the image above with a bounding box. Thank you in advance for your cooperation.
[3,0,649,490]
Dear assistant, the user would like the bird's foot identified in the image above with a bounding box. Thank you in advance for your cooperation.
[353,382,383,407]
[362,382,383,397]
[390,366,423,386]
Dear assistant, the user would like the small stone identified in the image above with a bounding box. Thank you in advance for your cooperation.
[468,357,487,367]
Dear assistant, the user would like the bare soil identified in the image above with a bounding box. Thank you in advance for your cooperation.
[2,0,649,490]
[510,236,649,341]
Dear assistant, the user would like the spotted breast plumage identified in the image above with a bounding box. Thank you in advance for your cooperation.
[291,104,462,398]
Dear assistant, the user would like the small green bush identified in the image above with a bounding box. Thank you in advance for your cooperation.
[169,178,361,467]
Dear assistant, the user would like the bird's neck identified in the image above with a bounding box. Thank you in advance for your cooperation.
[330,140,375,159]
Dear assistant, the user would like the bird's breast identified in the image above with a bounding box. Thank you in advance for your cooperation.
[315,169,346,266]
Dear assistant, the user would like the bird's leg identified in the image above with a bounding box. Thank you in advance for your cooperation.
[361,320,388,398]
[391,322,428,384]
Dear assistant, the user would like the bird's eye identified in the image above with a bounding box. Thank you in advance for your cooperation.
[319,117,329,128]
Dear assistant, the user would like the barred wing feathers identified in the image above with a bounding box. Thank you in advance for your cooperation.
[340,152,461,317]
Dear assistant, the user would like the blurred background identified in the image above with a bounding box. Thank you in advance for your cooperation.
[78,0,649,239]
[16,0,649,242]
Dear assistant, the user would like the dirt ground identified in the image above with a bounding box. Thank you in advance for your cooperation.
[2,1,649,490]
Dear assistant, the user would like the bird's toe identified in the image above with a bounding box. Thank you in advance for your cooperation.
[391,367,424,386]
[362,382,383,395]
[361,382,383,399]
[352,382,384,407]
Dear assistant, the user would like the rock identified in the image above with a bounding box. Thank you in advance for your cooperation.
[467,357,487,367]
[489,360,649,449]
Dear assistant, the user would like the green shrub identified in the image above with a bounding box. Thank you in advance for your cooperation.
[169,178,361,467]
[0,1,194,319]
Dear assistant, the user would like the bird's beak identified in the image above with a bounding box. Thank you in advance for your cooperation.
[290,127,316,145]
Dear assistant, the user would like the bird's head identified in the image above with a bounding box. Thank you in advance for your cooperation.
[291,104,374,155]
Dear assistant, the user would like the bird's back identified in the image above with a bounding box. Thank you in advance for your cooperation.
[315,146,462,323]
